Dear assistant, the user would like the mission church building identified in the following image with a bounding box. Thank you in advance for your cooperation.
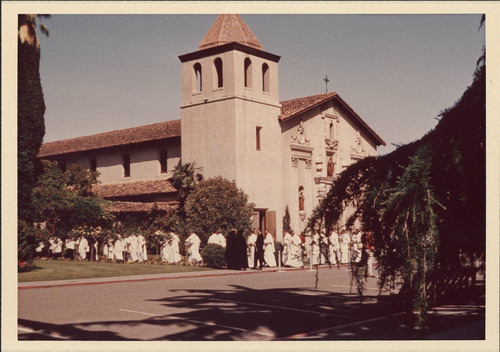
[39,14,385,241]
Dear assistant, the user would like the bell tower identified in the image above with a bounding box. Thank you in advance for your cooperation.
[179,14,283,235]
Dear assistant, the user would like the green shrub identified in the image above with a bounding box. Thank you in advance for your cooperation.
[201,244,226,269]
[18,220,38,272]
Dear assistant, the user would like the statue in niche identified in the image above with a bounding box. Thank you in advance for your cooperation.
[351,130,364,154]
[298,187,305,211]
[327,157,335,177]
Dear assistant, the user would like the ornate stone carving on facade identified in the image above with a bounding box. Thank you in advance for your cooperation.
[291,119,310,145]
[314,176,334,200]
[299,211,307,222]
[315,153,323,176]
[350,130,367,155]
[305,159,312,169]
[291,156,299,167]
[323,113,339,150]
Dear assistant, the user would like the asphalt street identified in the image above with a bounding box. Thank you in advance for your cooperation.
[18,266,485,341]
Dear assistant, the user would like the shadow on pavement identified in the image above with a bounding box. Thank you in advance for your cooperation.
[18,282,485,341]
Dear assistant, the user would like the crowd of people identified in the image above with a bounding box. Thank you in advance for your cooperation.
[34,226,376,275]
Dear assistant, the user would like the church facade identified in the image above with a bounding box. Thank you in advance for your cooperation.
[38,15,385,241]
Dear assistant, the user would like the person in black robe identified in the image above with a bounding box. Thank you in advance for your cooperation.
[253,229,265,270]
[225,229,238,269]
[235,229,248,270]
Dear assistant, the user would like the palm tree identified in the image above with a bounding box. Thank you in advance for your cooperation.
[171,160,203,204]
[18,14,50,46]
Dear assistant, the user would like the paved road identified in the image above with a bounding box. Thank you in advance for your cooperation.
[18,266,485,341]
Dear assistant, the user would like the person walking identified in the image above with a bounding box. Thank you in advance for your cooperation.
[364,230,376,277]
[235,229,248,270]
[65,237,76,260]
[208,229,226,248]
[185,232,202,265]
[287,230,304,268]
[340,229,350,264]
[263,229,277,267]
[253,229,265,270]
[351,229,363,264]
[247,229,257,268]
[311,231,321,266]
[225,229,238,269]
[328,228,340,265]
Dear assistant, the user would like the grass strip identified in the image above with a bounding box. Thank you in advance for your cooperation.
[19,259,213,282]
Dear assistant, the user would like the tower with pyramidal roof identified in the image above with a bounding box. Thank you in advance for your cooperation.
[179,14,283,233]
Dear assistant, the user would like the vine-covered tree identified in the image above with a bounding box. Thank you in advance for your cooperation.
[184,176,254,244]
[308,57,485,329]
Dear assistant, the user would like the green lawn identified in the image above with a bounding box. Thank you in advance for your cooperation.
[18,259,213,282]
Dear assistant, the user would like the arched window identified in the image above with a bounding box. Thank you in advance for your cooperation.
[244,58,252,88]
[298,186,305,211]
[262,63,270,92]
[214,58,223,88]
[329,122,335,140]
[193,63,202,92]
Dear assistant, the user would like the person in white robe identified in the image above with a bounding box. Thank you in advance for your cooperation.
[246,229,257,268]
[76,236,89,261]
[340,229,350,264]
[311,231,321,265]
[320,231,328,264]
[328,229,340,265]
[351,229,363,264]
[93,240,99,261]
[103,238,114,260]
[53,237,63,259]
[158,231,168,262]
[48,236,56,258]
[137,234,147,263]
[185,232,202,264]
[208,230,226,248]
[103,241,109,260]
[281,230,291,267]
[65,237,76,260]
[287,230,304,268]
[113,235,124,262]
[35,241,45,257]
[263,230,277,267]
[128,234,141,262]
[163,232,182,264]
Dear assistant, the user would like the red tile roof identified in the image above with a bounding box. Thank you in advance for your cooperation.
[94,178,177,199]
[279,92,386,146]
[199,14,263,50]
[38,119,181,158]
[280,92,337,121]
[104,200,178,213]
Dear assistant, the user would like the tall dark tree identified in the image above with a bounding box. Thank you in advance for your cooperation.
[18,14,50,221]
[282,205,291,232]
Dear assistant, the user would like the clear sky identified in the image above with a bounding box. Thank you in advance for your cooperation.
[37,13,484,155]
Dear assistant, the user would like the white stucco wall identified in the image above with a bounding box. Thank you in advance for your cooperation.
[63,140,181,184]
